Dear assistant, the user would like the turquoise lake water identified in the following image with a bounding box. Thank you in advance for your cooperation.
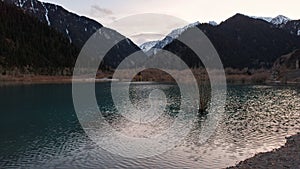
[0,83,299,168]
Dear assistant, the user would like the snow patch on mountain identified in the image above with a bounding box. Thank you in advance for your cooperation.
[125,39,131,45]
[30,0,33,9]
[140,41,159,52]
[151,21,200,51]
[139,21,200,54]
[65,28,72,43]
[168,21,200,40]
[41,2,50,26]
[18,0,26,7]
[208,21,218,26]
[250,16,273,22]
[271,15,290,25]
[250,15,291,25]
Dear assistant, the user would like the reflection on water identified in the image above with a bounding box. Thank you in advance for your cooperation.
[0,83,299,168]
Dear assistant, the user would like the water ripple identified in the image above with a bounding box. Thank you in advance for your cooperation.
[0,84,299,168]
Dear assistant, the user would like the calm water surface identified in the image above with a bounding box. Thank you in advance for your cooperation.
[0,83,299,168]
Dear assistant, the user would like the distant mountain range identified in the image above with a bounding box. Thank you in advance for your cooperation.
[3,0,140,68]
[141,14,300,53]
[1,0,300,72]
[141,14,300,69]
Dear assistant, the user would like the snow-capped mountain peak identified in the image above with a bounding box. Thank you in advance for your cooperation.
[140,41,159,52]
[250,15,291,25]
[139,21,200,54]
[250,16,273,22]
[250,14,300,37]
[167,21,200,40]
[270,15,291,25]
[153,21,200,50]
[208,21,218,26]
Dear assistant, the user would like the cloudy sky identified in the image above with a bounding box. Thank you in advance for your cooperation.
[40,0,299,44]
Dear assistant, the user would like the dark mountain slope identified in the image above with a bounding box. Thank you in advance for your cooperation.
[200,14,300,68]
[278,20,300,36]
[3,0,102,48]
[3,0,141,68]
[0,2,79,75]
[162,14,300,69]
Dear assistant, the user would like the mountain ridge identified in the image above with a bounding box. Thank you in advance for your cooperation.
[2,0,300,71]
[141,14,299,54]
[142,13,300,69]
[3,0,141,68]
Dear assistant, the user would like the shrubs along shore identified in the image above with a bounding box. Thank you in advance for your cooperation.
[0,67,296,85]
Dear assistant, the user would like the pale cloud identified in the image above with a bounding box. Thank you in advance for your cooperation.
[90,5,113,17]
[88,4,117,24]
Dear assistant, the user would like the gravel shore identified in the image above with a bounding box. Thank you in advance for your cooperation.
[228,133,300,169]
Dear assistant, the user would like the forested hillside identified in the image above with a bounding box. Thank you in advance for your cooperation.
[0,2,79,75]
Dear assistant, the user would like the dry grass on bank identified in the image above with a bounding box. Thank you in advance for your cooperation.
[0,67,273,88]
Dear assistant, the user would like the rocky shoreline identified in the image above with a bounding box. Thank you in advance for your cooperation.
[228,133,300,169]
